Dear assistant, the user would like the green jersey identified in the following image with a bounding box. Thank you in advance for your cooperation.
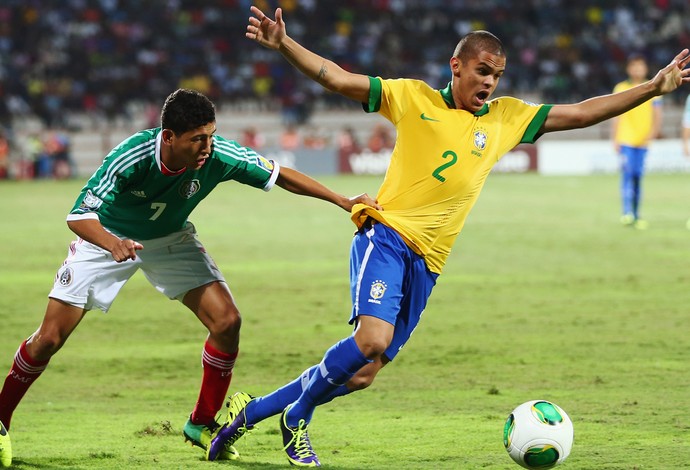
[68,128,278,240]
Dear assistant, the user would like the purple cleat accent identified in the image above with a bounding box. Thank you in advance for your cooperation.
[280,408,321,467]
[206,391,254,461]
[207,413,252,461]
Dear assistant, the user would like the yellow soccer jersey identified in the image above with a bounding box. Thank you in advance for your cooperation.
[351,77,550,274]
[613,80,662,148]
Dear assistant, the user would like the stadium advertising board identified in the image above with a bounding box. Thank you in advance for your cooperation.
[261,148,339,175]
[538,139,690,175]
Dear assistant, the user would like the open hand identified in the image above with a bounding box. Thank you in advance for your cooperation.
[652,49,690,95]
[246,6,286,50]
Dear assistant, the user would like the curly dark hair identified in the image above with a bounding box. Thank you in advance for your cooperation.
[160,89,216,135]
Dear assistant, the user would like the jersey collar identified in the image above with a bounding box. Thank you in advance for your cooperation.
[440,82,489,116]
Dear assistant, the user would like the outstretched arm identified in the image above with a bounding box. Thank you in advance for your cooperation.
[542,49,690,133]
[246,6,371,103]
[276,166,381,213]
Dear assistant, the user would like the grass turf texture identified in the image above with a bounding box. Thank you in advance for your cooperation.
[0,173,689,469]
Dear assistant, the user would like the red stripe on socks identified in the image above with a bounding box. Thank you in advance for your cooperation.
[190,341,237,425]
[0,340,50,429]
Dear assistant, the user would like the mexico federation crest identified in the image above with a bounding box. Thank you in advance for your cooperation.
[473,129,488,151]
[179,179,201,199]
[368,279,387,304]
[56,267,74,287]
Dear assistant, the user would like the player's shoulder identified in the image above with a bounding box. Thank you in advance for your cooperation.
[211,134,263,165]
[211,133,238,147]
[211,134,245,156]
[487,95,542,110]
[380,77,435,94]
[91,129,159,182]
[127,127,160,143]
[111,128,160,154]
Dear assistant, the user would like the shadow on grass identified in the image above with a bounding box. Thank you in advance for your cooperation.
[8,458,86,469]
[203,462,364,470]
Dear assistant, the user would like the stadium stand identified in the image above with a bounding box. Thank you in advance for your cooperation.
[0,1,689,177]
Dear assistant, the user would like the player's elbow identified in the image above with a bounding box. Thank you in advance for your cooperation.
[320,73,349,95]
[319,70,368,103]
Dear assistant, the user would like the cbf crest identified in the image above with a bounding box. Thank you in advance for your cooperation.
[367,279,387,305]
[471,127,488,158]
[179,179,201,199]
[473,128,488,151]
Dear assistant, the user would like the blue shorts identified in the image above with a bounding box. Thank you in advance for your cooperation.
[619,145,647,178]
[349,221,439,361]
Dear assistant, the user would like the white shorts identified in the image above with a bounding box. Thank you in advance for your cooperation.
[49,222,225,312]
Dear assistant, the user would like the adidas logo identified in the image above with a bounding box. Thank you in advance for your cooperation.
[131,190,147,198]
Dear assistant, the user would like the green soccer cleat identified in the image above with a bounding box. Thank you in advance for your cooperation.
[633,218,649,230]
[0,420,11,468]
[183,418,239,460]
[206,392,255,461]
[224,391,254,427]
[620,214,635,226]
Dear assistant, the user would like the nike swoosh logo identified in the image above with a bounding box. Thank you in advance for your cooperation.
[420,113,440,122]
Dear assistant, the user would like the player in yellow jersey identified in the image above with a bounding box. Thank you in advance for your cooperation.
[611,55,663,229]
[207,6,690,466]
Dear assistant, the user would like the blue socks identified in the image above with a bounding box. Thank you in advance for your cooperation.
[244,336,371,426]
[244,365,319,424]
[285,336,371,427]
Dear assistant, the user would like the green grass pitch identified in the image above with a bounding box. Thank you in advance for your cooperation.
[0,173,689,469]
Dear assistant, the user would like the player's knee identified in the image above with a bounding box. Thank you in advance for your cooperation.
[355,338,388,359]
[27,332,64,360]
[208,308,242,339]
[347,372,376,391]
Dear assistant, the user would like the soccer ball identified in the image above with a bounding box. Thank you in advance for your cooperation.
[503,400,574,469]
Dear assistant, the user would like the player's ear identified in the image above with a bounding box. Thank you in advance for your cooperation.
[450,57,461,76]
[161,129,175,145]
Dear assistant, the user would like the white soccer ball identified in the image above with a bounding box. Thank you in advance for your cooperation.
[503,400,574,469]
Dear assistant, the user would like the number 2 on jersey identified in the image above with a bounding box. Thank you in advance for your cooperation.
[432,150,458,182]
[149,202,167,220]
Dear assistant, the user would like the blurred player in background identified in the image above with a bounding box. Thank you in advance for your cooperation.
[682,93,690,229]
[0,88,379,467]
[205,7,690,467]
[611,55,663,230]
[682,93,690,157]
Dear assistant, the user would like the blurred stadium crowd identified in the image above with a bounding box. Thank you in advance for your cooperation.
[0,0,689,178]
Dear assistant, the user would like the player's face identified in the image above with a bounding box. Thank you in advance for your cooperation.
[450,50,505,113]
[626,59,648,82]
[164,122,216,171]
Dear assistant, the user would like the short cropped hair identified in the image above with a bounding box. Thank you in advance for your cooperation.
[161,89,216,135]
[453,31,505,64]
